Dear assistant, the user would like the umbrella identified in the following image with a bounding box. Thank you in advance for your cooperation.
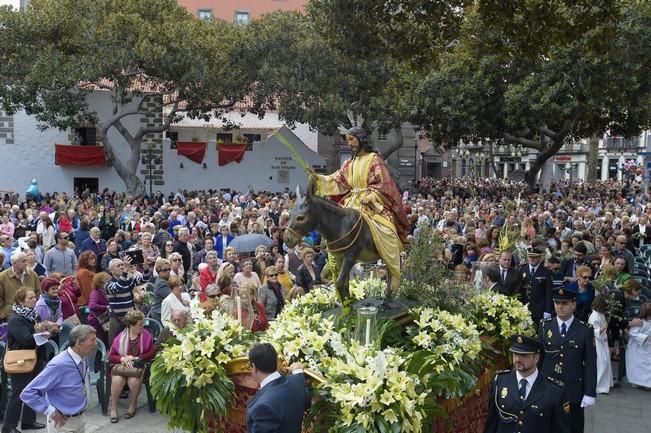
[229,233,274,254]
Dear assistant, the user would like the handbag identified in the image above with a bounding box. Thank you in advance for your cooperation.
[62,290,81,326]
[3,349,37,374]
[112,364,144,378]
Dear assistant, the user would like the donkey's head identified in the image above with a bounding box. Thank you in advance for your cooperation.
[284,181,318,248]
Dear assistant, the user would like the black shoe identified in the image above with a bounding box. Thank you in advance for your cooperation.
[21,422,45,430]
[2,428,22,433]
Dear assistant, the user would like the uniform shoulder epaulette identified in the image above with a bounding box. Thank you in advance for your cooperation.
[542,317,553,322]
[495,369,511,375]
[546,376,564,387]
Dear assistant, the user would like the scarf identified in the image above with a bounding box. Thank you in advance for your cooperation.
[113,327,154,357]
[12,303,40,323]
[268,281,285,316]
[43,296,62,320]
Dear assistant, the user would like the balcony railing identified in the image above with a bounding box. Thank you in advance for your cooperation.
[605,136,640,149]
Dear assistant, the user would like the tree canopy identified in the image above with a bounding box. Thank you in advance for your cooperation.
[0,0,248,195]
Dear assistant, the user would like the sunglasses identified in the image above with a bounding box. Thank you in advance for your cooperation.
[172,259,181,262]
[268,273,278,277]
[159,268,171,272]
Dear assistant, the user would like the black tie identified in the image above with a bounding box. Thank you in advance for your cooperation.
[502,269,507,282]
[561,322,567,336]
[519,378,527,400]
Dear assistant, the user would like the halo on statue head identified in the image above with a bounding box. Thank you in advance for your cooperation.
[338,110,375,153]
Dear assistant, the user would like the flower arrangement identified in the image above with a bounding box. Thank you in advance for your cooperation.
[314,343,428,433]
[150,298,255,433]
[467,292,535,349]
[623,159,642,176]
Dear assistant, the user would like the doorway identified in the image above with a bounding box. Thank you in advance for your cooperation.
[74,177,99,195]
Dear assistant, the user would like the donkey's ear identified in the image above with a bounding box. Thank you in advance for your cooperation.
[296,185,303,201]
[306,175,317,200]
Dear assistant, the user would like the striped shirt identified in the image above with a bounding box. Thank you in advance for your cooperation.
[106,272,149,317]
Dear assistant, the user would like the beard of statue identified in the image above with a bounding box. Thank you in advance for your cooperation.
[346,134,362,157]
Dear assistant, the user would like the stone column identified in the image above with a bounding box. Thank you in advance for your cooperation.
[601,157,609,181]
[139,95,164,190]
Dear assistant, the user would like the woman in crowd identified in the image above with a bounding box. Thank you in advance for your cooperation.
[233,282,268,332]
[101,238,121,271]
[89,272,111,346]
[13,210,28,239]
[599,245,616,270]
[33,277,63,344]
[138,231,160,264]
[216,262,236,295]
[588,295,613,394]
[567,265,595,322]
[24,246,47,278]
[3,287,52,433]
[161,275,189,323]
[168,252,185,281]
[161,239,174,259]
[149,258,172,322]
[58,275,81,322]
[614,256,632,288]
[108,309,156,423]
[199,251,220,302]
[625,302,651,389]
[75,250,97,305]
[295,247,320,294]
[234,259,262,291]
[258,266,285,321]
[269,255,294,297]
[73,219,91,255]
[623,279,648,320]
[0,213,14,238]
[252,246,271,280]
[99,208,118,240]
[39,215,56,250]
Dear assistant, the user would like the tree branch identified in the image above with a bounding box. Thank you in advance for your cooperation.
[503,131,542,150]
[135,102,179,140]
[380,121,404,159]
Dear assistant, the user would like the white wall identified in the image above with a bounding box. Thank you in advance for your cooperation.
[0,91,324,195]
[0,0,20,9]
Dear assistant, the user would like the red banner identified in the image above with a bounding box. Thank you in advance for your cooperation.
[55,144,106,167]
[177,141,207,164]
[218,143,247,166]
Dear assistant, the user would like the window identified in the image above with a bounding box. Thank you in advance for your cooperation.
[235,11,249,25]
[166,131,178,149]
[216,133,233,144]
[277,170,289,184]
[76,127,97,145]
[197,9,213,20]
[377,131,387,141]
[243,133,261,151]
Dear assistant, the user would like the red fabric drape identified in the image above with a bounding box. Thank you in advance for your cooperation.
[55,144,106,167]
[218,143,247,166]
[177,141,207,164]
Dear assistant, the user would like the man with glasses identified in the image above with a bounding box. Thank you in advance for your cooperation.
[559,243,591,284]
[539,287,597,433]
[43,231,77,276]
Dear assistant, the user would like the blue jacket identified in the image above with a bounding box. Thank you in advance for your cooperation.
[213,234,234,260]
[246,373,310,433]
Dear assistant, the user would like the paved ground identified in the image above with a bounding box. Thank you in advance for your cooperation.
[2,378,651,432]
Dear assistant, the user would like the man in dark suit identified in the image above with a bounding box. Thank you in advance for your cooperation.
[630,215,651,249]
[539,287,597,433]
[498,251,521,297]
[484,334,571,433]
[559,243,592,284]
[483,265,507,295]
[519,247,553,324]
[247,343,310,433]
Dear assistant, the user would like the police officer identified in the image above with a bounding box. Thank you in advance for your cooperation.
[483,334,571,433]
[519,247,553,325]
[539,286,597,433]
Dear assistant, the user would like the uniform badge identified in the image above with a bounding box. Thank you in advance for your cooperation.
[517,336,523,344]
[501,387,508,399]
[547,329,552,339]
[522,272,527,278]
[559,288,564,295]
[563,402,571,414]
[555,363,563,374]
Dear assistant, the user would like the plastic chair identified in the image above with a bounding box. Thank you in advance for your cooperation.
[79,306,90,324]
[0,341,8,422]
[143,318,163,341]
[43,339,59,362]
[59,322,75,349]
[87,339,111,416]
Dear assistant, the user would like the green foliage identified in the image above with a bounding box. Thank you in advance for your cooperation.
[398,227,470,312]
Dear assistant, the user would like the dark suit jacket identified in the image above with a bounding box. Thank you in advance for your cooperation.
[246,373,310,433]
[559,258,593,280]
[539,317,597,404]
[295,264,320,293]
[499,267,522,297]
[519,264,553,322]
[631,224,651,249]
[483,370,571,433]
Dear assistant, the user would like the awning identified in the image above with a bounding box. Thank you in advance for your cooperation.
[218,143,247,166]
[55,144,106,167]
[177,141,206,164]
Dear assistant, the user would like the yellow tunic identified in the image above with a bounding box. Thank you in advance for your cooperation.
[315,152,402,281]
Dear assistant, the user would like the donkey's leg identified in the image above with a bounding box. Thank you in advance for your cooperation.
[335,255,355,301]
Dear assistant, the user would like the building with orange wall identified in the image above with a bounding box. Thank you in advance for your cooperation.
[177,0,308,24]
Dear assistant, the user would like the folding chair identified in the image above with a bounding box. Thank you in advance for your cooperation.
[0,341,8,422]
[43,339,59,362]
[88,339,111,416]
[59,322,75,349]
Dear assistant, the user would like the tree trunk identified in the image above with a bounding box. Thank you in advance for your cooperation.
[522,136,564,192]
[586,133,600,183]
[103,135,146,198]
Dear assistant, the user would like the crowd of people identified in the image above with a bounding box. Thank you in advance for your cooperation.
[0,174,649,432]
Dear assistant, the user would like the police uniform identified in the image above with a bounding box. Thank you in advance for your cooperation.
[483,335,571,433]
[519,249,553,324]
[539,287,597,433]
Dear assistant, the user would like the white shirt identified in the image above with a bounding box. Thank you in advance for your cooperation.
[161,293,188,323]
[259,370,304,389]
[556,315,574,334]
[516,368,538,400]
